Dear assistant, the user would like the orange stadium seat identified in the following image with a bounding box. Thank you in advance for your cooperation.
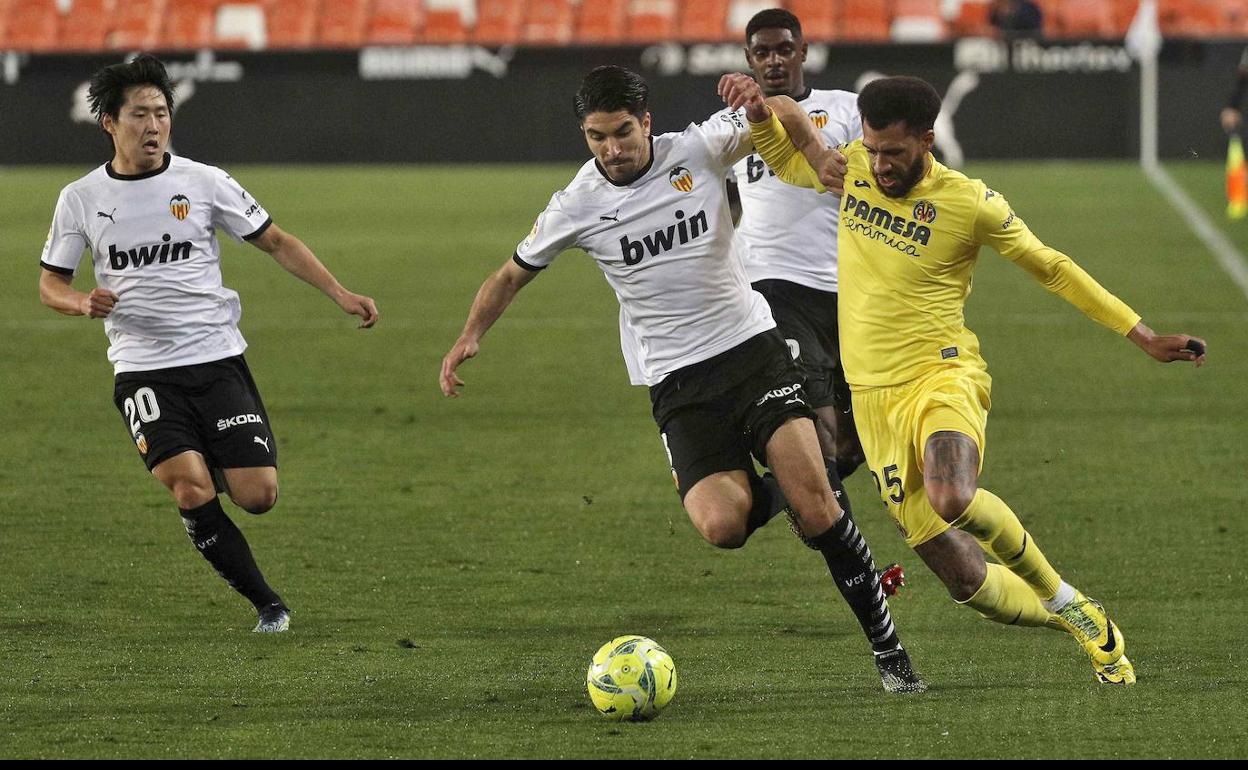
[626,0,679,42]
[1159,0,1224,36]
[838,0,893,42]
[3,0,59,51]
[161,1,216,50]
[319,0,369,47]
[576,0,627,43]
[787,0,838,40]
[679,0,730,42]
[108,0,167,50]
[265,0,320,48]
[420,8,467,42]
[1054,0,1117,37]
[1112,0,1140,33]
[1219,0,1248,35]
[1032,0,1062,37]
[59,0,114,51]
[366,0,423,45]
[953,0,994,36]
[523,0,576,45]
[474,0,525,44]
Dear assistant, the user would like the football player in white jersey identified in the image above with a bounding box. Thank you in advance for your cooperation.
[440,66,924,692]
[37,55,379,633]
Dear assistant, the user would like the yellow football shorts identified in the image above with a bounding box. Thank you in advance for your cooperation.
[851,365,993,548]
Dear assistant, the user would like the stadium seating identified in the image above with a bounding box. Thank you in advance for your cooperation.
[2,0,58,51]
[473,0,525,44]
[2,0,1248,52]
[319,0,370,47]
[522,0,575,45]
[626,0,679,43]
[838,0,894,42]
[366,0,423,45]
[162,0,216,50]
[679,0,731,42]
[108,0,167,50]
[575,0,627,43]
[265,0,320,48]
[786,0,839,40]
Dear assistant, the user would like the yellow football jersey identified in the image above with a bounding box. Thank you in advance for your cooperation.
[748,112,1141,388]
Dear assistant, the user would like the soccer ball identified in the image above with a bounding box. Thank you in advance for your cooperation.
[586,635,678,721]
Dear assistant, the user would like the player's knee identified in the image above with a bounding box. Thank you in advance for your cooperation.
[170,479,216,510]
[944,561,987,602]
[927,483,977,523]
[232,482,278,515]
[697,514,748,550]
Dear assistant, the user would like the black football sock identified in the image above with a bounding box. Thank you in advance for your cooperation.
[824,459,853,517]
[180,498,283,611]
[745,472,788,536]
[807,511,901,654]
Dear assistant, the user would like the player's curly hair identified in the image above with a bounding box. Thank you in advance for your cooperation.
[745,8,802,43]
[857,77,942,135]
[573,66,648,121]
[87,53,176,124]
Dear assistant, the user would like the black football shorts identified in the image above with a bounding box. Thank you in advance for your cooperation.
[113,355,277,472]
[649,329,816,498]
[751,279,851,412]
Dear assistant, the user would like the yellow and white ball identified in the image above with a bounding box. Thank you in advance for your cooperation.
[586,635,677,721]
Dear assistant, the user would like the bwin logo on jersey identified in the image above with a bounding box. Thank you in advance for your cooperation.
[913,200,937,223]
[619,209,708,266]
[107,234,192,270]
[217,413,263,431]
[169,194,191,221]
[669,166,694,192]
[808,110,829,129]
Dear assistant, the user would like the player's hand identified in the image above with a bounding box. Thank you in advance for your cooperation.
[440,337,479,397]
[815,147,848,195]
[337,291,379,328]
[717,73,769,124]
[1222,107,1242,134]
[1128,323,1207,366]
[80,288,119,318]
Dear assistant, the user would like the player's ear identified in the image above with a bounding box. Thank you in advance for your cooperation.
[800,40,808,62]
[101,112,115,137]
[921,129,935,153]
[642,112,652,137]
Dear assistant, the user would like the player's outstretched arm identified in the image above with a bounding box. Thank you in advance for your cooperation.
[1127,322,1207,366]
[440,258,540,398]
[249,224,379,328]
[763,95,846,193]
[38,268,117,318]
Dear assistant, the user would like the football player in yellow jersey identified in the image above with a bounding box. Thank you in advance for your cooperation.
[720,72,1208,685]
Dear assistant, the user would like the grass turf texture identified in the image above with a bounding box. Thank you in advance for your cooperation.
[0,161,1244,758]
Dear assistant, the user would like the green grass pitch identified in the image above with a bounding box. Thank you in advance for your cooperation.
[1,161,1245,758]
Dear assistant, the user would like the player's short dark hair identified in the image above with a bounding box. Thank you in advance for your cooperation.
[87,53,176,123]
[573,66,649,121]
[857,76,942,135]
[745,8,802,43]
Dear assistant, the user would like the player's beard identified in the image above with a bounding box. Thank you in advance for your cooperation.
[878,154,927,199]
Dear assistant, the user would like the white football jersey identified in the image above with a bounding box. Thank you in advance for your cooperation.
[514,115,775,387]
[40,153,272,374]
[717,88,861,292]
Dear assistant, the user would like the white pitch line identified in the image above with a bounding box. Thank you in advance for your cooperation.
[1144,162,1248,303]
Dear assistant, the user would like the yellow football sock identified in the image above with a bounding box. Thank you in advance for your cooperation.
[951,489,1062,600]
[959,563,1054,627]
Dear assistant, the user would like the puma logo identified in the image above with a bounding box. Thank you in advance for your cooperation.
[599,209,620,222]
[253,436,271,453]
[97,208,117,224]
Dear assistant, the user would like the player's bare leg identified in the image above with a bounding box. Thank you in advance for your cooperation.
[768,417,925,692]
[920,430,1134,684]
[682,471,755,549]
[221,466,279,515]
[153,451,289,632]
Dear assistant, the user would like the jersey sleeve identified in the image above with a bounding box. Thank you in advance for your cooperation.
[211,168,272,243]
[40,188,88,276]
[974,183,1141,335]
[747,110,828,193]
[513,190,580,271]
[692,111,755,169]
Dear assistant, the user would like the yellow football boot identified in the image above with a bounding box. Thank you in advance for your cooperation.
[1050,592,1135,685]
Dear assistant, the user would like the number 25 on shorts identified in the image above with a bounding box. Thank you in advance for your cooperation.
[870,463,905,504]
